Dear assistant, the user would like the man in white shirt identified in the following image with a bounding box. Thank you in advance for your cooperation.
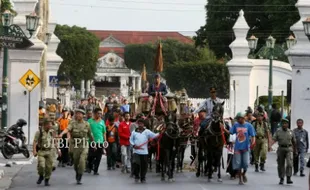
[130,119,159,183]
[194,87,222,118]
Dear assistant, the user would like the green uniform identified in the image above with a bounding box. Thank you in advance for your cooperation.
[51,122,59,167]
[34,129,54,179]
[253,121,269,165]
[67,120,92,175]
[273,128,296,178]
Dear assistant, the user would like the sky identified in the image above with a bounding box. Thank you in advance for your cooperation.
[49,0,207,36]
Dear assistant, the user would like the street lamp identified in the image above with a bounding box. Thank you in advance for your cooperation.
[248,35,258,51]
[2,10,13,27]
[302,17,310,41]
[265,36,276,111]
[25,12,40,37]
[248,35,258,58]
[1,10,40,130]
[286,35,297,49]
[247,35,276,113]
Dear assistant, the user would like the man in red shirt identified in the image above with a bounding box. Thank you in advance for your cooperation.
[118,112,131,173]
[191,109,207,161]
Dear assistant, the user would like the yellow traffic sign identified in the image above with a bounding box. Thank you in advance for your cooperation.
[19,69,40,92]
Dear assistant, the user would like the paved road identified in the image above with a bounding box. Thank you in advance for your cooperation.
[8,150,308,190]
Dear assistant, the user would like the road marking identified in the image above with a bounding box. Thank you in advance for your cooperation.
[198,184,209,190]
[0,155,35,166]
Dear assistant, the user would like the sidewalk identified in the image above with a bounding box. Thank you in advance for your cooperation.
[0,147,35,190]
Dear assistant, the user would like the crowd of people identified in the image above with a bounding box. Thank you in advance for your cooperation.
[192,87,309,186]
[34,82,309,187]
[35,93,161,186]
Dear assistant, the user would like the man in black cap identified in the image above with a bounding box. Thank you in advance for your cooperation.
[148,74,168,114]
[194,87,222,119]
[148,73,168,97]
[271,118,296,185]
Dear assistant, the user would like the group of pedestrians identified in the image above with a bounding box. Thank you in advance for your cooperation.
[34,93,161,186]
[193,87,309,185]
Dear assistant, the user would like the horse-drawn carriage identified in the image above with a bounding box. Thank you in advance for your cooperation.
[133,90,197,181]
[133,90,230,182]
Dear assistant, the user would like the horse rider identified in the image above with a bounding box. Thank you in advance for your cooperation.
[148,73,168,114]
[194,87,222,119]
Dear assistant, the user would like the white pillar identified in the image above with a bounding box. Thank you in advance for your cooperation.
[81,80,85,99]
[7,0,45,143]
[46,21,62,99]
[65,90,70,108]
[226,10,253,117]
[137,76,142,92]
[90,85,96,97]
[286,0,310,131]
[86,80,91,96]
[120,77,128,97]
[132,77,136,91]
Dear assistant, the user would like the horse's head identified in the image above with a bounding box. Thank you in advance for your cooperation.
[164,109,177,124]
[164,110,179,139]
[211,101,225,123]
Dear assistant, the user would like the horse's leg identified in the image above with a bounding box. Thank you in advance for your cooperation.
[217,150,223,182]
[196,146,201,177]
[206,152,213,182]
[160,149,166,181]
[176,146,181,173]
[204,149,208,176]
[169,148,177,182]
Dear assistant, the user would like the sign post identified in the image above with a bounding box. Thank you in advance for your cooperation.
[19,69,40,145]
[49,76,58,99]
[0,27,34,130]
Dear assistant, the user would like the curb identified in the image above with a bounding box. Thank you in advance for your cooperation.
[0,169,4,180]
[5,156,36,166]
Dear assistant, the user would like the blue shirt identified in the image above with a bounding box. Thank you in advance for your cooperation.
[130,129,159,155]
[200,118,211,130]
[229,122,255,151]
[120,104,130,113]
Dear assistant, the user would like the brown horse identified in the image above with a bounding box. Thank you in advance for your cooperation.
[203,101,229,182]
[158,110,179,182]
[176,114,194,173]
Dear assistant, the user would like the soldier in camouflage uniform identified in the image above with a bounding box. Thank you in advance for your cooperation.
[59,108,94,185]
[48,112,60,170]
[33,118,61,186]
[272,118,296,185]
[252,112,271,172]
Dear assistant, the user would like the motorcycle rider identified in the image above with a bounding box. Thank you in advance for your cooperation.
[7,119,27,144]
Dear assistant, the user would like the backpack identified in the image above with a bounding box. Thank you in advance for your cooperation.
[253,121,269,137]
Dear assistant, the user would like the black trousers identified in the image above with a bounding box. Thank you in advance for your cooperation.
[58,134,69,164]
[132,153,148,180]
[87,143,103,173]
[226,154,237,177]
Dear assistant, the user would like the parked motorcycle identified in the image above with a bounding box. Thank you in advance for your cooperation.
[1,119,30,159]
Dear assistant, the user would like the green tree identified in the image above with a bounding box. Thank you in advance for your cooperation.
[54,25,100,88]
[0,0,15,14]
[195,0,300,59]
[165,61,230,98]
[124,39,215,76]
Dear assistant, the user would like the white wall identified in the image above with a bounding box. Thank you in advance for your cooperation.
[249,59,292,106]
[8,48,44,144]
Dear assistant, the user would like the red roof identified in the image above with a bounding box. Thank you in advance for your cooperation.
[90,30,193,58]
[89,30,193,45]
